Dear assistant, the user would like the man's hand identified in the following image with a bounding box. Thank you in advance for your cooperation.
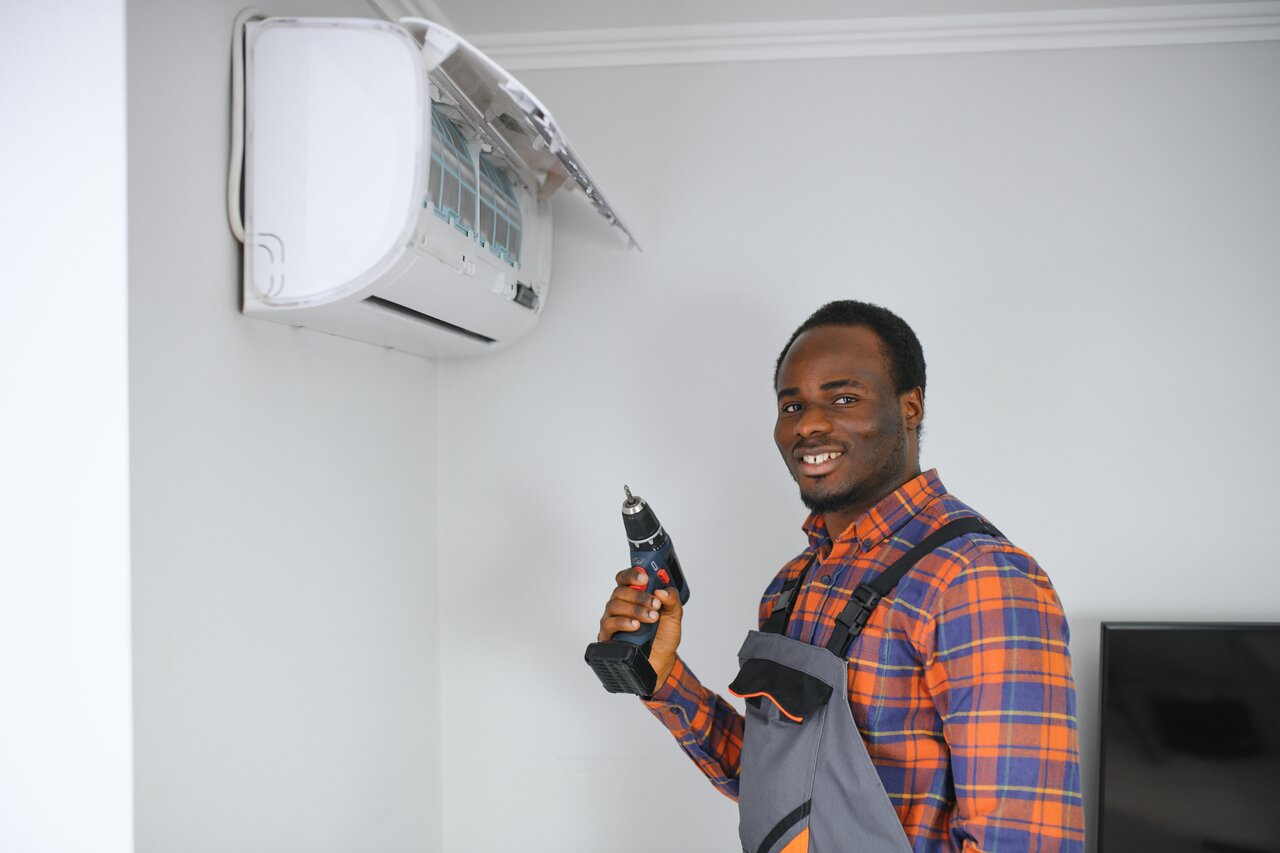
[597,568,684,689]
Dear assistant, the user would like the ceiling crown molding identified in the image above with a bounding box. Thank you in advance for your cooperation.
[466,2,1280,70]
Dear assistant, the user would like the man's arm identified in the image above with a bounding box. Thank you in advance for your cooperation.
[924,548,1086,851]
[597,568,745,799]
[643,657,744,799]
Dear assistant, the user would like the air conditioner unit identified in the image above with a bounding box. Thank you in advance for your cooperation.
[235,16,637,359]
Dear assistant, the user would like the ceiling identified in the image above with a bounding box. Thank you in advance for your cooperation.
[430,0,1240,35]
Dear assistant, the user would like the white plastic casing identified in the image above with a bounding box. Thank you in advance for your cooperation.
[241,17,628,358]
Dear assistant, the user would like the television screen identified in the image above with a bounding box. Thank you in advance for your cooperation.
[1099,623,1280,852]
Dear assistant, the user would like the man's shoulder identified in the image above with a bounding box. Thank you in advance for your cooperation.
[898,491,1051,592]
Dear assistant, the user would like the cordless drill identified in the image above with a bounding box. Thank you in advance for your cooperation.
[585,486,691,698]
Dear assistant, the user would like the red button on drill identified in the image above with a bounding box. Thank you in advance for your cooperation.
[657,569,671,585]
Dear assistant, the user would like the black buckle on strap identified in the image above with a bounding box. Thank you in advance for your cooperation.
[825,518,1003,658]
[844,583,881,632]
[826,583,882,657]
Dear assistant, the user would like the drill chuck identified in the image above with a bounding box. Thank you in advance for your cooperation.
[623,496,661,548]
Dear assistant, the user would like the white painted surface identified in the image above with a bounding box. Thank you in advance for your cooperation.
[128,2,442,850]
[0,3,133,852]
[438,40,1280,851]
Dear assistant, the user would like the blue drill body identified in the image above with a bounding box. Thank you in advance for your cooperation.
[584,486,691,696]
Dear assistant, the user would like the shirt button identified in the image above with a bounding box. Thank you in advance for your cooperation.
[669,706,680,714]
[862,539,873,551]
[820,574,832,584]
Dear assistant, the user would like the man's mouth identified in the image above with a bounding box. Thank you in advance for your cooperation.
[795,448,845,476]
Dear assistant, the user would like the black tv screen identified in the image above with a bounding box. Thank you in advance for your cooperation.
[1099,623,1280,852]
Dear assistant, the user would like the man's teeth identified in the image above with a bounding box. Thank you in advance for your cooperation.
[803,452,843,465]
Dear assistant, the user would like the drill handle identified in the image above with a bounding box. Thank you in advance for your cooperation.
[610,541,689,648]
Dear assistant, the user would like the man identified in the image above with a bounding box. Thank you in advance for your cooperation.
[597,300,1084,852]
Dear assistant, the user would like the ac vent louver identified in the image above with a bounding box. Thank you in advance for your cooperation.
[364,296,495,344]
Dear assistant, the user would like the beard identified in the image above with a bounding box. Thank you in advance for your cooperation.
[796,425,908,515]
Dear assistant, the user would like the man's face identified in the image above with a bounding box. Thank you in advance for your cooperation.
[773,324,920,518]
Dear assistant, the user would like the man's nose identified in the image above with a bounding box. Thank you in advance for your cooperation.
[796,405,832,437]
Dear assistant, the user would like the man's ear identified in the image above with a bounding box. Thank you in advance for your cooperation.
[900,388,924,432]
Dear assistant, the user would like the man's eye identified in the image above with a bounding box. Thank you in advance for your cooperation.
[834,395,858,404]
[781,402,801,414]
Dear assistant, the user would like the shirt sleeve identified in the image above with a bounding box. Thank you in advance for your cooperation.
[642,656,744,800]
[923,548,1086,851]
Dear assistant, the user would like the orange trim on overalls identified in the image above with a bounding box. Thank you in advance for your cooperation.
[727,688,806,724]
[780,826,810,853]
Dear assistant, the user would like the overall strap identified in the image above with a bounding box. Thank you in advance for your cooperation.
[825,517,1002,658]
[761,553,816,635]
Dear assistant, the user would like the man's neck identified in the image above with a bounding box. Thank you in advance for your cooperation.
[821,467,922,541]
[821,507,869,543]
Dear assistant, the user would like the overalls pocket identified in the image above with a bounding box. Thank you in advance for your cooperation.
[731,657,834,853]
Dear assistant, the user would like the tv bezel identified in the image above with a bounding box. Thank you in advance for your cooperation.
[1096,620,1280,852]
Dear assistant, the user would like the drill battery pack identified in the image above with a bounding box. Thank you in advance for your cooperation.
[584,639,658,698]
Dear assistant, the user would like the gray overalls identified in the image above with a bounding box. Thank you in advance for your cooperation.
[728,518,999,853]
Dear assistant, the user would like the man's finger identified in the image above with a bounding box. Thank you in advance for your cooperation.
[597,616,643,642]
[610,586,660,610]
[603,596,660,624]
[614,567,649,588]
[654,586,683,615]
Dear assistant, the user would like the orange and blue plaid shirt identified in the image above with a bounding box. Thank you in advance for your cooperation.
[644,470,1085,851]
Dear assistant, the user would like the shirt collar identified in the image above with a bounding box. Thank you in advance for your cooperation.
[802,469,946,553]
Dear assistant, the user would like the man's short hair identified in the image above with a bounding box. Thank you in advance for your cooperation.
[774,301,926,400]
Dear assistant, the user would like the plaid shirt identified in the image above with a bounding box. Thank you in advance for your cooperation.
[644,470,1084,851]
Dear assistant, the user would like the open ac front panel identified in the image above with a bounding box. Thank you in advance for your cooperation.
[241,16,636,359]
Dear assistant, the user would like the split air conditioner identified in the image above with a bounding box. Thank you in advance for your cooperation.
[236,16,636,358]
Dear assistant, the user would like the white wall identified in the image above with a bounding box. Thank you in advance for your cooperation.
[438,41,1280,851]
[127,2,442,850]
[0,3,133,852]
